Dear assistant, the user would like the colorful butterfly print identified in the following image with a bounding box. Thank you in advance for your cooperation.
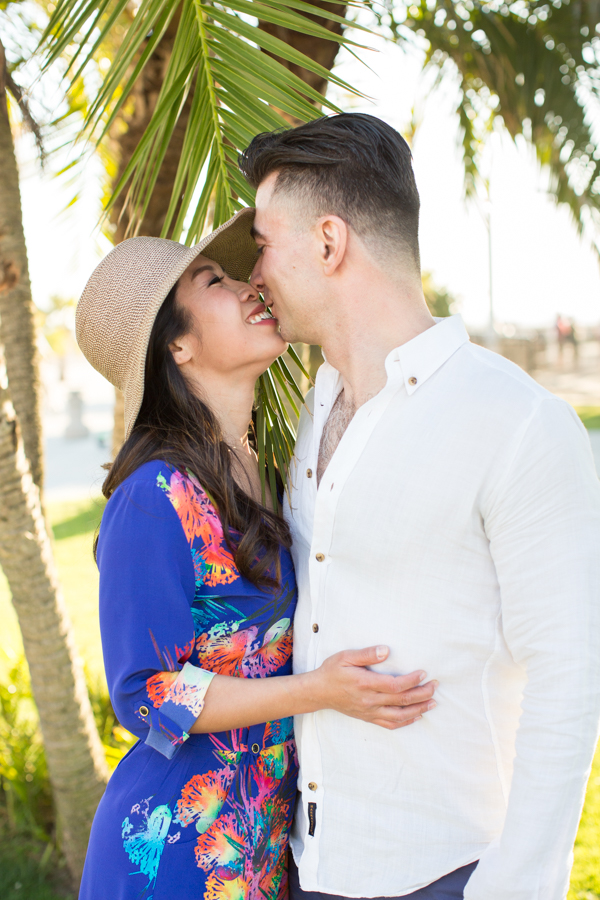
[191,597,243,636]
[121,803,172,886]
[258,854,288,900]
[209,731,246,765]
[175,767,235,833]
[242,619,293,678]
[195,813,246,876]
[158,469,240,586]
[146,671,177,708]
[191,549,210,593]
[257,744,288,781]
[146,664,212,718]
[157,470,216,547]
[174,639,195,664]
[200,543,238,587]
[263,717,294,746]
[204,871,249,900]
[196,624,260,676]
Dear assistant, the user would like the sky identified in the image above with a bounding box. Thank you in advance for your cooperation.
[14,20,600,334]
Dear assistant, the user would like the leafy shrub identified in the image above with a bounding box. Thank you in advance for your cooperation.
[0,652,54,842]
[0,652,135,845]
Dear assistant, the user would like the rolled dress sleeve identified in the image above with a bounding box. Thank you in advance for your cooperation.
[97,462,215,759]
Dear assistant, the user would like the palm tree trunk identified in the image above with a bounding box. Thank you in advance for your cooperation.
[0,42,43,488]
[0,43,108,884]
[259,1,346,99]
[108,15,191,452]
[0,383,109,883]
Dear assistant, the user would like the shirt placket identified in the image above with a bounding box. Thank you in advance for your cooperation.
[297,358,405,888]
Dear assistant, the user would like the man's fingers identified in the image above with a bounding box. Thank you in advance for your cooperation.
[392,670,432,692]
[340,645,392,667]
[374,699,437,728]
[377,681,438,707]
[364,669,430,694]
[360,670,437,701]
[374,716,423,731]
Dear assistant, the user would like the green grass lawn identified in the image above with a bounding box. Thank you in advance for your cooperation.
[0,496,106,682]
[1,461,600,896]
[576,407,600,431]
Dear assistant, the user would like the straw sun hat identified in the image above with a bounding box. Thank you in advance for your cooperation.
[76,207,258,440]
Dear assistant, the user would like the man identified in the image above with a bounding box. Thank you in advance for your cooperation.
[239,114,600,900]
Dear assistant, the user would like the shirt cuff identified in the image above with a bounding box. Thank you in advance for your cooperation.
[144,663,215,759]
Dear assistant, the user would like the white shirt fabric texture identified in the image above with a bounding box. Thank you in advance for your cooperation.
[284,315,600,900]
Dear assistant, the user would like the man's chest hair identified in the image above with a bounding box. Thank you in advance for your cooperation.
[317,390,356,486]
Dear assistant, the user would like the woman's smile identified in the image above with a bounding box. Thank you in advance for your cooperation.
[246,304,277,326]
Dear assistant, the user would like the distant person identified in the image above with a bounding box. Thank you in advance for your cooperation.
[569,317,580,364]
[556,313,572,362]
[240,113,600,900]
[74,211,434,900]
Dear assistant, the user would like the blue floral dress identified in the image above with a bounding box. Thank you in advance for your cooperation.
[80,460,298,900]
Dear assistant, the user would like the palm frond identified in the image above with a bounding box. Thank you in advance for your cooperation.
[40,0,366,501]
[402,1,600,251]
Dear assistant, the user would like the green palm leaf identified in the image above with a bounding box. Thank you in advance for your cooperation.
[40,0,367,506]
[402,1,600,251]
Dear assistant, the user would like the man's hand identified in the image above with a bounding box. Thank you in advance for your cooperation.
[307,645,437,729]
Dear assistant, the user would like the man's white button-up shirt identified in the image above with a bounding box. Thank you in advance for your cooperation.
[284,315,600,900]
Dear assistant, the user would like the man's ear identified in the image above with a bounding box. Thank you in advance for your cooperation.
[315,215,348,276]
[168,336,194,367]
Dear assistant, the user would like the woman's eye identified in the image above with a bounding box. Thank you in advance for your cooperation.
[208,275,224,287]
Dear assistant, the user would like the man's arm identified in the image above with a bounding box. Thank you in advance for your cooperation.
[465,398,600,900]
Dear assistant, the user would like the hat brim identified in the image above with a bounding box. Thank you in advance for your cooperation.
[123,207,258,439]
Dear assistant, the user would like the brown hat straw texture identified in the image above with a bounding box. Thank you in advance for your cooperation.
[76,207,257,440]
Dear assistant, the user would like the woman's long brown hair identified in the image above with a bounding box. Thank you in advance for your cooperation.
[99,284,292,590]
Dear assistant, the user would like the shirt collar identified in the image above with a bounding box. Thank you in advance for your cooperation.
[391,314,470,395]
[318,315,470,398]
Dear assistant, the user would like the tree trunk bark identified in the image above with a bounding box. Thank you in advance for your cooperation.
[0,42,43,489]
[258,1,346,99]
[108,15,191,452]
[109,14,189,244]
[0,42,109,884]
[0,380,109,883]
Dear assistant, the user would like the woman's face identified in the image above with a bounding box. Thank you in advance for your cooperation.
[172,254,286,382]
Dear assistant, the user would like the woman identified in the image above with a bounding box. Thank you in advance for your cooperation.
[76,209,435,900]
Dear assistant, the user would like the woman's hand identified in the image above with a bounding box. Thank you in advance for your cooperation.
[190,645,436,734]
[305,645,437,730]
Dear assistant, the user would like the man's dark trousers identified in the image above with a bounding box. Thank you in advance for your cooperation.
[289,858,478,900]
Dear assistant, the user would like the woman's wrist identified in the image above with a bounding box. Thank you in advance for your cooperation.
[290,668,325,715]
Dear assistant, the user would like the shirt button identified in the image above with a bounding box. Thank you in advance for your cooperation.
[139,706,149,717]
[315,553,325,562]
[408,376,418,386]
[312,623,319,633]
[306,468,313,478]
[251,743,260,754]
[308,782,318,792]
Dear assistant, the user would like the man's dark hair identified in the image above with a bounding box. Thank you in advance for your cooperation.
[239,113,421,269]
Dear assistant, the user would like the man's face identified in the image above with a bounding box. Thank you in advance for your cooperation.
[250,172,323,345]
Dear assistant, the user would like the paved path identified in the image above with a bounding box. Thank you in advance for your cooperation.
[42,351,113,502]
[532,340,600,408]
[532,340,600,473]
